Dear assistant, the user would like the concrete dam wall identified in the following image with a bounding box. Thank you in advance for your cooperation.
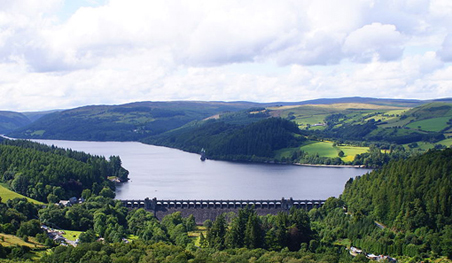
[120,198,326,224]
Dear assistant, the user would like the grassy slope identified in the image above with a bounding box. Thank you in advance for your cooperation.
[0,233,45,248]
[269,103,408,129]
[0,183,44,205]
[406,116,451,132]
[275,141,369,163]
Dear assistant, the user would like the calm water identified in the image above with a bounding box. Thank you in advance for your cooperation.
[33,140,370,200]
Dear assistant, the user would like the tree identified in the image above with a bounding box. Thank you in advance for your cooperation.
[99,187,115,198]
[17,219,42,237]
[79,229,97,243]
[207,214,227,250]
[81,189,92,200]
[47,193,59,204]
[11,174,29,195]
[244,212,264,249]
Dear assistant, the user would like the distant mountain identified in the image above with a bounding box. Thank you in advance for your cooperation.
[272,97,429,107]
[0,111,31,134]
[6,98,452,146]
[8,101,264,141]
[22,110,61,122]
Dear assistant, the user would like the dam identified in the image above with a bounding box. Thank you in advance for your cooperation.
[120,197,326,223]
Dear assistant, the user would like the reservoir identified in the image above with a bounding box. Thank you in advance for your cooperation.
[34,140,370,200]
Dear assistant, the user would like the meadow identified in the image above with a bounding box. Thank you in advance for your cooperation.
[0,183,44,205]
[406,116,451,132]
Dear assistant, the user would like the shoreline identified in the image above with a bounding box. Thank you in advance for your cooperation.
[3,136,370,169]
[294,163,368,169]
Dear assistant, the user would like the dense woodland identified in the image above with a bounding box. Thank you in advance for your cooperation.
[340,148,452,259]
[1,140,452,262]
[4,100,452,169]
[145,117,305,162]
[7,102,260,141]
[0,138,128,202]
[0,112,31,135]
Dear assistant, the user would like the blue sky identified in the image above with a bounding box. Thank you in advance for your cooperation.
[1,0,452,111]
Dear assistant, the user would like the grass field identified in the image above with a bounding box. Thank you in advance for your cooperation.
[0,183,44,205]
[408,138,452,151]
[275,141,369,163]
[438,137,452,147]
[0,233,45,248]
[337,145,369,162]
[61,230,83,241]
[406,116,451,132]
[300,141,338,158]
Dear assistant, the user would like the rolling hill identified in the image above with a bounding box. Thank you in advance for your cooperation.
[0,111,31,134]
[4,98,452,165]
[7,101,266,141]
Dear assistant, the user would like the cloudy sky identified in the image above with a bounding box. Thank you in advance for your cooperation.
[1,0,452,111]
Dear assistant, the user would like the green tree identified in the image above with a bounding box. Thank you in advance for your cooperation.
[207,214,227,250]
[17,219,42,237]
[99,187,115,198]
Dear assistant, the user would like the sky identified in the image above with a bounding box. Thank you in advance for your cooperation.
[1,0,452,111]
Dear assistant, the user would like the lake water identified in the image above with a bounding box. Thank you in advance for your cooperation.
[33,140,370,200]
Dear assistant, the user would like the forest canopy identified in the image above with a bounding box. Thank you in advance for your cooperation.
[0,139,128,203]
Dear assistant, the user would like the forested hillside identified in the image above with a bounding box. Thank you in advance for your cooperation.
[339,148,452,258]
[144,117,305,161]
[0,139,128,202]
[0,111,31,134]
[1,145,452,261]
[4,98,452,167]
[7,101,263,141]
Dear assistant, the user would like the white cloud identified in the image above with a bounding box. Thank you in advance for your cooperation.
[343,23,404,62]
[0,0,452,111]
[437,34,452,61]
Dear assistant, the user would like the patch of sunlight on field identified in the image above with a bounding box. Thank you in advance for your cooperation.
[61,230,83,241]
[0,183,44,205]
[300,141,338,158]
[0,233,45,248]
[339,146,369,162]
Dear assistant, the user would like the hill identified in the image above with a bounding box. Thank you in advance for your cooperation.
[0,111,31,134]
[338,148,452,258]
[7,97,445,142]
[0,139,128,202]
[8,101,265,141]
[270,102,451,145]
[4,98,452,166]
[144,116,305,161]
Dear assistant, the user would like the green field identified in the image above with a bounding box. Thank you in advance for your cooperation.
[300,141,338,158]
[438,137,452,147]
[300,141,368,162]
[337,145,369,162]
[0,183,44,205]
[61,230,83,241]
[275,141,369,162]
[406,116,451,132]
[408,138,452,151]
[0,233,45,248]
